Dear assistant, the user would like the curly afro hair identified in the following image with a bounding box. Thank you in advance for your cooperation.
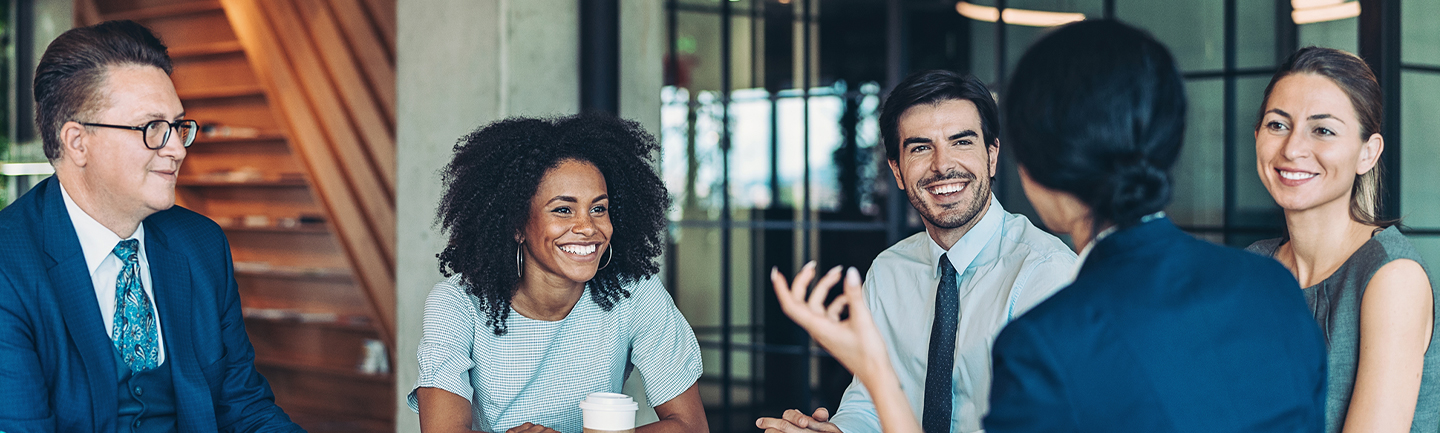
[436,114,670,335]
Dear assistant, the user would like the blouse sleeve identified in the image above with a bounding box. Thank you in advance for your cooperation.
[408,277,480,412]
[626,278,704,407]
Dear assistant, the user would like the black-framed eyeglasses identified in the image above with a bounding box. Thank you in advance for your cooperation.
[81,119,199,149]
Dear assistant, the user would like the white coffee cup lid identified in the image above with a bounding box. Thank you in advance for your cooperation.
[579,392,638,411]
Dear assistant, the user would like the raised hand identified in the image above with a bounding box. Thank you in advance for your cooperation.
[769,262,922,433]
[769,263,889,378]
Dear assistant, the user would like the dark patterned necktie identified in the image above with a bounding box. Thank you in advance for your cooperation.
[923,253,958,433]
[111,239,159,372]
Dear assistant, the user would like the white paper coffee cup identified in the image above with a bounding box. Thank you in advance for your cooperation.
[579,392,638,433]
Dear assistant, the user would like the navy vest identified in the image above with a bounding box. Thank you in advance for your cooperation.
[113,347,178,433]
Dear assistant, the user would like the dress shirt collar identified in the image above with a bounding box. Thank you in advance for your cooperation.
[59,182,146,275]
[1069,211,1166,281]
[926,195,1004,279]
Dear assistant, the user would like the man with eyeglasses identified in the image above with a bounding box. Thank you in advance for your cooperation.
[0,20,302,431]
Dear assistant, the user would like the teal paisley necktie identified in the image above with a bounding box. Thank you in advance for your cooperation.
[111,239,159,371]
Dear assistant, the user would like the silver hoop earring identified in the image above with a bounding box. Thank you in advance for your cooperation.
[598,246,613,271]
[515,242,525,278]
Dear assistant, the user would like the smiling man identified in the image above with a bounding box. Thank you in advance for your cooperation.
[0,21,300,431]
[756,70,1075,433]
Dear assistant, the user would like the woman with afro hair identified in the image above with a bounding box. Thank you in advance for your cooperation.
[408,114,707,433]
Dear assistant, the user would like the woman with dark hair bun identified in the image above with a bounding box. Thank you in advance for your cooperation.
[408,115,707,433]
[765,19,1328,433]
[1246,46,1438,433]
[981,19,1326,431]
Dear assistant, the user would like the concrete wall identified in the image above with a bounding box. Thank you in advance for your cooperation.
[394,1,662,431]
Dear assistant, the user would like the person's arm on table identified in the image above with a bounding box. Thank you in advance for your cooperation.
[626,278,709,433]
[768,264,921,433]
[636,383,706,433]
[416,387,560,433]
[1342,259,1433,433]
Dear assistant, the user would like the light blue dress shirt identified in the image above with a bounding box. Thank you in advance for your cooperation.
[829,197,1076,433]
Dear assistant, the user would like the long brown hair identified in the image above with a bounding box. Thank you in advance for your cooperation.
[1257,46,1396,228]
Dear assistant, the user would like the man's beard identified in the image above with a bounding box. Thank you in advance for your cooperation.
[905,169,991,230]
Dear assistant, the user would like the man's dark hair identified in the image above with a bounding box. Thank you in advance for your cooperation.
[435,114,670,336]
[34,20,172,160]
[1005,19,1186,232]
[879,70,1000,161]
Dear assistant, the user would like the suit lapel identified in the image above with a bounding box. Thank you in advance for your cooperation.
[38,177,118,431]
[145,220,217,429]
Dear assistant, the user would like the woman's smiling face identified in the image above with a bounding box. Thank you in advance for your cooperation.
[1255,73,1381,214]
[520,158,613,286]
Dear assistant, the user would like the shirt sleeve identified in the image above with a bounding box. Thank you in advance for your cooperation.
[626,278,703,407]
[1009,252,1076,321]
[828,269,885,433]
[408,278,480,412]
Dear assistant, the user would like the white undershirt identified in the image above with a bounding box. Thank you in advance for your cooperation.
[60,183,166,364]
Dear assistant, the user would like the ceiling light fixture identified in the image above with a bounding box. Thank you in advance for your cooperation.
[955,2,1085,27]
[1291,0,1360,24]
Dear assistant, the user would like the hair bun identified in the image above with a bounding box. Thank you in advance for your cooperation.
[1104,162,1170,227]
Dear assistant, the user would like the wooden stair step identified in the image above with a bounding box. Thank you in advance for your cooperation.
[102,0,223,22]
[255,357,393,384]
[179,84,265,100]
[171,40,244,59]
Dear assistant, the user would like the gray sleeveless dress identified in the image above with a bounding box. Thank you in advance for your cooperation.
[1248,226,1440,433]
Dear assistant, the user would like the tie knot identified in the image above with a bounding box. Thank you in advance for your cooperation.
[113,239,139,262]
[938,253,956,275]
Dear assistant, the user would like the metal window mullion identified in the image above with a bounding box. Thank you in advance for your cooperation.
[1223,0,1237,246]
[799,0,815,410]
[719,0,734,430]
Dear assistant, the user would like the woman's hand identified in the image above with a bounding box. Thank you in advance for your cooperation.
[770,263,921,433]
[505,423,560,433]
[769,263,890,379]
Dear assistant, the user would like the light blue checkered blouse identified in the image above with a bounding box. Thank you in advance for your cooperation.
[408,275,702,433]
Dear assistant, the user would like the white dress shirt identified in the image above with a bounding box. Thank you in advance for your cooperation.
[60,184,165,364]
[829,196,1075,433]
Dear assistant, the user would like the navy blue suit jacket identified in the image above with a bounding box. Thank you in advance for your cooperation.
[984,218,1326,432]
[0,177,301,432]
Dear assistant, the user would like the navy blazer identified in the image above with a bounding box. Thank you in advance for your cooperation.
[0,176,301,432]
[984,218,1326,432]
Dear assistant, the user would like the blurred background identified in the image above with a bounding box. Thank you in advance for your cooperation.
[3,0,1438,432]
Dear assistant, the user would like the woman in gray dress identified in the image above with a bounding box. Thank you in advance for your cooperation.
[1248,46,1439,433]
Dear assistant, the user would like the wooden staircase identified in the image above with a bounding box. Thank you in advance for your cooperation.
[78,0,397,431]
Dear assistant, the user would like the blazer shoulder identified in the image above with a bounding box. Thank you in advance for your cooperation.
[145,205,224,240]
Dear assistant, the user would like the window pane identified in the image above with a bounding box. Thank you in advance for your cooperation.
[1401,71,1440,229]
[1117,0,1223,73]
[1402,0,1440,66]
[1298,16,1358,54]
[1236,0,1278,69]
[1170,79,1225,228]
[1411,236,1440,289]
[970,20,999,85]
[730,88,775,211]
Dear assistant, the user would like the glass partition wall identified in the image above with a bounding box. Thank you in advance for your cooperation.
[662,1,1434,431]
